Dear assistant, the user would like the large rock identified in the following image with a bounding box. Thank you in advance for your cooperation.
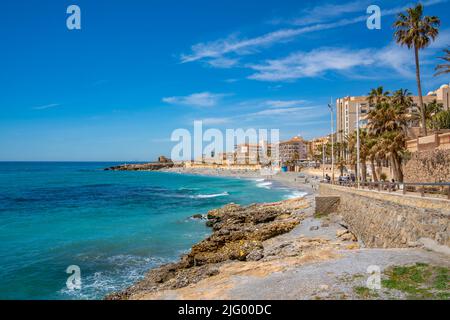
[106,198,307,300]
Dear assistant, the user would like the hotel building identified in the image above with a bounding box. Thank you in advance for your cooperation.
[235,141,273,165]
[309,136,330,159]
[336,84,450,144]
[279,136,308,166]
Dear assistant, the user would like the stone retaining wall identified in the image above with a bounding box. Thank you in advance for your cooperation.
[403,149,450,183]
[319,184,450,248]
[315,196,340,217]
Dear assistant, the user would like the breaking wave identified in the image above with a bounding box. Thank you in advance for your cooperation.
[191,192,230,199]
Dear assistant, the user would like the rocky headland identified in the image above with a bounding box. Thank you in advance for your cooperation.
[105,162,174,171]
[105,157,176,172]
[106,197,312,300]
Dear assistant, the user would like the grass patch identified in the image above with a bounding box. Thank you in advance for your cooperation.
[353,286,379,299]
[314,211,329,219]
[381,263,449,300]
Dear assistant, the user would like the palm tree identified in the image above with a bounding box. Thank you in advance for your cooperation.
[367,99,408,182]
[435,48,450,76]
[349,129,373,182]
[368,87,390,106]
[337,159,346,177]
[411,100,443,128]
[394,3,440,136]
[429,109,450,130]
[368,102,408,136]
[392,89,413,111]
[366,137,379,182]
[378,130,407,182]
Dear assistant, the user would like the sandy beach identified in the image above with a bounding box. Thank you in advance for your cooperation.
[160,167,319,195]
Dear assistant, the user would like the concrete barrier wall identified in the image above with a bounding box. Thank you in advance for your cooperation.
[319,184,450,248]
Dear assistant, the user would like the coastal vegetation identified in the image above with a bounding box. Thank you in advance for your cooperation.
[381,263,449,300]
[352,263,449,300]
[393,3,440,136]
[346,87,446,183]
[429,109,450,130]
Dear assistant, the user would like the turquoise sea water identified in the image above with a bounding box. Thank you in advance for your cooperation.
[0,162,302,300]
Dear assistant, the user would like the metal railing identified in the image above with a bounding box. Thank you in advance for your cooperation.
[324,180,450,200]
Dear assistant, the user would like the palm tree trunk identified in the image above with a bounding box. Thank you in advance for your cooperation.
[371,159,378,182]
[391,155,404,183]
[361,162,367,183]
[390,155,399,181]
[395,155,404,183]
[414,46,427,136]
[376,160,382,178]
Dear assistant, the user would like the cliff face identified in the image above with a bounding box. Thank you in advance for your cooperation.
[106,198,309,300]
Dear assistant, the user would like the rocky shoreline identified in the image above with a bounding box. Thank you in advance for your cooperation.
[103,168,449,300]
[106,197,310,300]
[104,162,176,171]
[105,191,450,300]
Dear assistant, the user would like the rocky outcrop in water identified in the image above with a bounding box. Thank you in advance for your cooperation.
[106,198,308,300]
[104,161,175,171]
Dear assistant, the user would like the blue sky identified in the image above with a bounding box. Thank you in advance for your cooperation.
[0,0,449,161]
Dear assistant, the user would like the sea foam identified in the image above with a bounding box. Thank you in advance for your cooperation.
[191,192,230,199]
[284,191,308,199]
[256,181,273,189]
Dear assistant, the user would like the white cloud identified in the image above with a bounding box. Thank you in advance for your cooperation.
[33,103,61,110]
[180,0,448,66]
[251,107,316,116]
[224,78,239,83]
[429,29,450,49]
[288,0,370,26]
[248,48,374,81]
[264,100,308,108]
[248,40,450,82]
[162,92,227,107]
[375,44,414,77]
[180,19,364,64]
[207,57,239,68]
[199,117,231,125]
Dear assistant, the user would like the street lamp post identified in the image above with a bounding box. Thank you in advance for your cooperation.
[356,103,361,188]
[328,102,335,184]
[322,142,325,180]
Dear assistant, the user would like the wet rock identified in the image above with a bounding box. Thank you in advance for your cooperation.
[336,229,349,238]
[107,198,308,299]
[246,249,264,261]
[105,161,175,171]
[337,229,357,242]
